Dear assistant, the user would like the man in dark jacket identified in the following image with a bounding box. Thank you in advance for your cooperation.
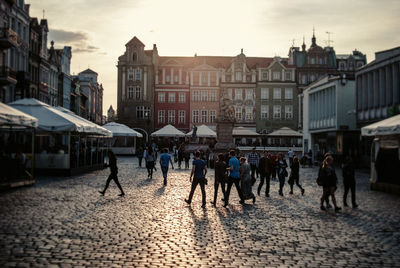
[258,151,272,197]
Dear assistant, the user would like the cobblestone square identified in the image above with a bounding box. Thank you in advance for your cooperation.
[1,157,400,267]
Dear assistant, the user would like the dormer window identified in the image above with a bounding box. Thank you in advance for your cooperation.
[273,72,280,80]
[235,71,242,81]
[310,57,315,64]
[132,52,137,62]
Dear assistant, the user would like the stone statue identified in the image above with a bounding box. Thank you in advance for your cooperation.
[219,96,235,122]
[192,125,198,142]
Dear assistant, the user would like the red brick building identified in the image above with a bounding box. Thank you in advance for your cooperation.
[154,58,191,132]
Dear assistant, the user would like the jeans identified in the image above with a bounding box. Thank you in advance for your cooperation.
[250,164,257,179]
[278,172,285,194]
[224,176,244,204]
[102,172,124,194]
[213,179,226,204]
[187,177,206,205]
[343,178,356,206]
[161,166,169,185]
[138,157,143,167]
[258,172,271,195]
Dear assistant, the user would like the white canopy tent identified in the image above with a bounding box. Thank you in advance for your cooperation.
[361,114,400,136]
[8,99,111,172]
[186,124,216,138]
[233,127,260,136]
[103,122,143,155]
[103,122,143,137]
[0,101,38,128]
[9,98,111,136]
[151,124,185,137]
[268,127,302,137]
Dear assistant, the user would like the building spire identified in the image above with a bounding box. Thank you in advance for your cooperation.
[311,26,316,47]
[302,35,306,51]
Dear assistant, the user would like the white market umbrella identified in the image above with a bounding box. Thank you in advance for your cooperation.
[361,114,400,136]
[103,122,143,137]
[186,124,216,138]
[151,124,185,137]
[0,101,38,128]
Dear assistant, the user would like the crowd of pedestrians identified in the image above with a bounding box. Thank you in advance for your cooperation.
[99,145,358,212]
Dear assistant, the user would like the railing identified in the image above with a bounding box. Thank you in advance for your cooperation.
[0,27,18,48]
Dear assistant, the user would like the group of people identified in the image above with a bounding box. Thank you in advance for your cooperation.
[99,147,357,212]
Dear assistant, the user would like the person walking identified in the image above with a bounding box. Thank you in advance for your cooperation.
[99,150,125,196]
[185,151,207,208]
[224,150,245,207]
[184,150,190,169]
[145,146,156,179]
[160,148,174,186]
[248,148,259,180]
[211,153,227,207]
[239,157,256,204]
[342,156,358,208]
[288,148,294,166]
[288,155,304,195]
[277,153,288,196]
[178,144,184,169]
[258,151,272,197]
[271,153,278,180]
[137,146,144,168]
[320,155,341,212]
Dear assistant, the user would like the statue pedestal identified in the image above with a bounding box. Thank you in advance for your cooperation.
[214,120,235,151]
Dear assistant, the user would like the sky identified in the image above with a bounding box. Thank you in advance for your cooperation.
[27,0,400,114]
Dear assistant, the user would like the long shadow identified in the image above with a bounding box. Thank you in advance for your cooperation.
[154,186,165,197]
[188,206,212,249]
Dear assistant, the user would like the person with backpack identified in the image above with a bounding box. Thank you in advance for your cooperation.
[288,155,304,195]
[320,155,341,212]
[185,151,207,208]
[342,156,358,208]
[99,150,125,197]
[145,146,156,179]
[211,153,227,207]
[277,153,288,196]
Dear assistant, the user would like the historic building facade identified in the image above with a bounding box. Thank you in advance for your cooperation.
[117,37,157,136]
[154,57,190,132]
[255,56,297,133]
[28,17,40,100]
[189,57,220,131]
[56,46,72,109]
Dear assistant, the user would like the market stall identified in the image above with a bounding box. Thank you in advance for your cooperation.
[9,99,112,175]
[103,122,143,155]
[361,114,400,193]
[151,124,186,150]
[0,102,38,188]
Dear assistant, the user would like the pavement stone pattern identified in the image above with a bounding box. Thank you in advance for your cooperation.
[0,156,400,267]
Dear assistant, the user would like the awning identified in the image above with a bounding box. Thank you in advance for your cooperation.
[362,114,400,136]
[0,101,38,128]
[233,127,260,136]
[186,124,216,138]
[103,122,143,137]
[9,98,111,136]
[151,124,185,137]
[268,127,303,137]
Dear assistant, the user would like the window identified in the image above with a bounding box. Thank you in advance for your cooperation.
[310,74,316,82]
[285,88,293,100]
[168,110,175,123]
[178,93,185,103]
[273,105,281,119]
[318,58,323,64]
[235,71,242,81]
[158,110,165,123]
[193,91,199,101]
[357,61,364,68]
[310,57,315,64]
[192,110,199,123]
[273,88,281,100]
[301,75,307,84]
[178,110,185,124]
[135,86,141,100]
[262,72,268,80]
[261,105,268,119]
[210,91,216,101]
[166,75,170,82]
[285,105,293,119]
[132,53,137,62]
[246,90,253,100]
[225,75,231,82]
[235,106,242,120]
[349,62,354,70]
[135,68,141,80]
[245,107,253,121]
[273,72,280,80]
[201,73,207,84]
[235,89,242,100]
[168,93,175,103]
[339,62,345,71]
[158,92,165,103]
[210,110,216,123]
[285,72,291,81]
[261,88,269,99]
[228,89,233,100]
[201,91,208,102]
[128,69,134,80]
[174,75,179,83]
[201,110,208,123]
[136,106,150,119]
[128,87,134,99]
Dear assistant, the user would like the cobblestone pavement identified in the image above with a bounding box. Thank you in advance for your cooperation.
[1,156,400,267]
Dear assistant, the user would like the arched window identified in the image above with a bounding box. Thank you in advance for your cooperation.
[132,52,137,62]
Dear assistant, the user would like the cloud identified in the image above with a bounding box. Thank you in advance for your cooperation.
[73,45,100,54]
[48,29,88,43]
